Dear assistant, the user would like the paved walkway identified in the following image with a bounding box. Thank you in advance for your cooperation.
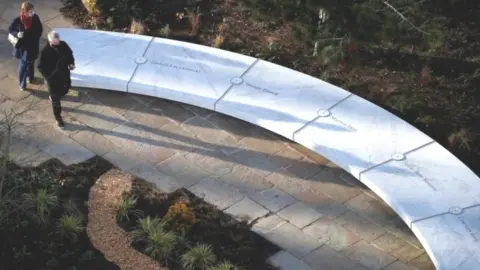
[0,1,435,269]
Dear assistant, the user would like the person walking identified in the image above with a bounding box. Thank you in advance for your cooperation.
[8,1,43,91]
[37,30,75,129]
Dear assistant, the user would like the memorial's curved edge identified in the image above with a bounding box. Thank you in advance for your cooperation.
[55,28,480,270]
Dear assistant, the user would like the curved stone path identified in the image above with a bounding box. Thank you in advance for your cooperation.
[0,1,435,269]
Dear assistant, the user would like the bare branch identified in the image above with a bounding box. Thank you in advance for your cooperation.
[382,0,428,35]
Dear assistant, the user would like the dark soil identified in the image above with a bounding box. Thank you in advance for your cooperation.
[60,0,480,177]
[121,178,280,270]
[0,157,117,270]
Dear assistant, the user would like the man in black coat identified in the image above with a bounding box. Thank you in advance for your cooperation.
[37,30,75,129]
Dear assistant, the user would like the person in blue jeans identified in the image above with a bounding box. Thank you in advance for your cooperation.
[8,2,43,91]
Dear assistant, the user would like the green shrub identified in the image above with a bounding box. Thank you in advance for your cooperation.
[132,216,166,242]
[159,24,172,38]
[208,261,242,270]
[22,189,59,225]
[144,226,177,261]
[56,214,84,243]
[180,243,217,270]
[115,193,143,223]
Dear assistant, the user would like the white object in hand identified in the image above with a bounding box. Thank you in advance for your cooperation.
[17,32,24,38]
[69,64,75,70]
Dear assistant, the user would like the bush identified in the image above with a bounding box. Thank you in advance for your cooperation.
[56,214,84,243]
[180,243,217,270]
[159,24,172,38]
[144,225,177,261]
[214,23,227,48]
[132,216,166,242]
[116,193,143,224]
[186,7,203,37]
[164,201,196,233]
[22,189,59,225]
[208,261,241,270]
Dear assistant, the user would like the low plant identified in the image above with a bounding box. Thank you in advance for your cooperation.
[22,188,59,225]
[186,7,203,37]
[214,23,227,48]
[116,193,143,223]
[56,213,84,243]
[159,24,172,38]
[130,18,146,35]
[164,201,196,233]
[132,216,166,242]
[448,128,474,151]
[144,226,177,262]
[414,115,436,127]
[208,261,241,270]
[180,243,217,270]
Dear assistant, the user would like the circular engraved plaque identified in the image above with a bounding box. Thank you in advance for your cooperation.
[318,110,331,117]
[230,77,244,85]
[134,56,147,64]
[449,206,463,215]
[391,153,405,161]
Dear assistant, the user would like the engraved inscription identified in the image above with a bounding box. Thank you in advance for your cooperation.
[246,83,279,96]
[404,161,437,191]
[331,116,357,132]
[458,216,479,242]
[151,61,201,73]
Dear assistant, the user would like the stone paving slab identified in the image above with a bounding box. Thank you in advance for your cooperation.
[269,251,315,270]
[150,99,195,124]
[121,100,171,127]
[185,150,238,177]
[265,171,331,207]
[126,163,181,193]
[277,202,322,229]
[225,197,269,223]
[385,261,412,270]
[205,113,260,141]
[188,177,245,210]
[39,130,95,166]
[232,149,282,177]
[303,218,362,252]
[371,232,406,253]
[345,193,399,227]
[219,165,273,197]
[251,187,297,212]
[16,149,52,167]
[0,75,31,101]
[303,245,358,270]
[308,167,363,203]
[237,131,287,155]
[334,210,387,241]
[70,127,117,156]
[252,214,287,235]
[408,253,435,270]
[342,240,396,270]
[261,222,323,258]
[391,244,424,263]
[156,153,210,188]
[69,100,127,133]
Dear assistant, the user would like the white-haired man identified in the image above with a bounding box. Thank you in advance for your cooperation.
[37,30,75,129]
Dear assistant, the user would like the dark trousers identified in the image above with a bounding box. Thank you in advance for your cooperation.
[18,59,34,89]
[50,94,63,122]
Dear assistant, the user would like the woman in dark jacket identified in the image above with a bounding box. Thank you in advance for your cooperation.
[8,2,43,91]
